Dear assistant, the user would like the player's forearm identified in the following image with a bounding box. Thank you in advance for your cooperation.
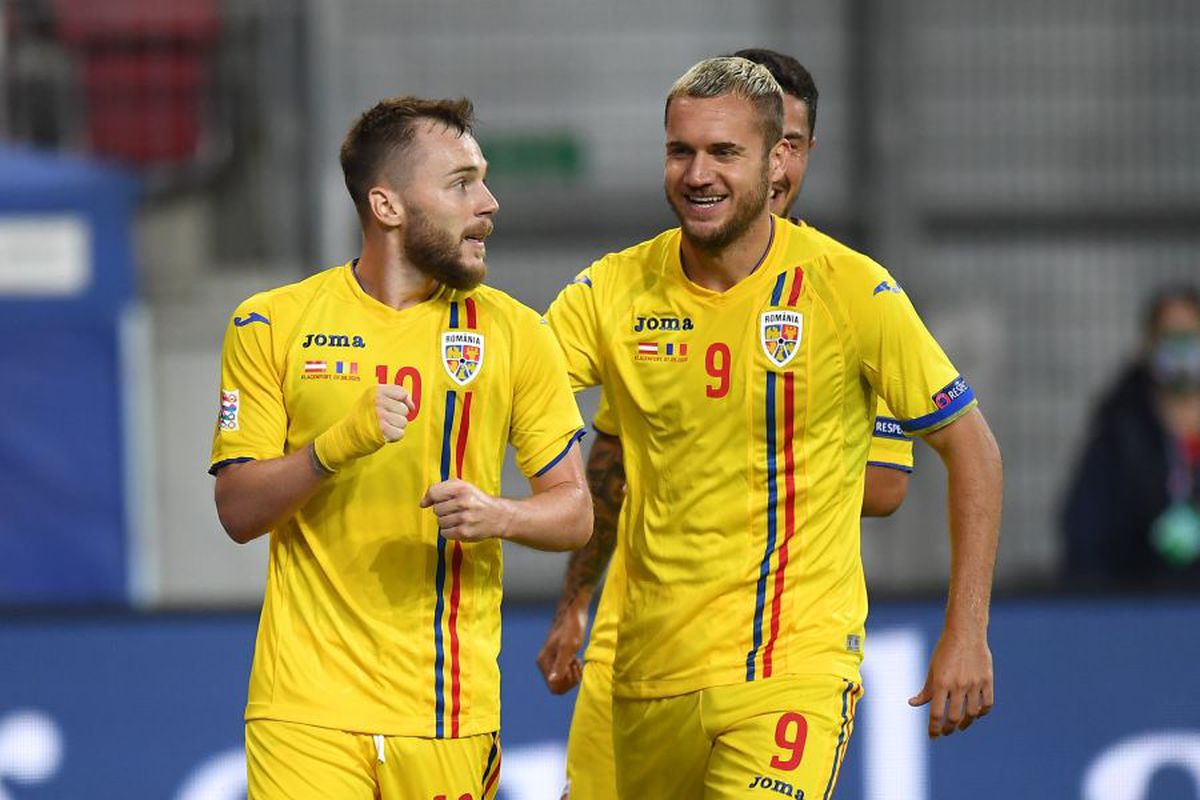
[925,408,1003,637]
[553,432,625,612]
[214,445,327,543]
[501,480,593,552]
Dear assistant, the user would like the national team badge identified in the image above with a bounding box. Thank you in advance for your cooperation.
[760,310,803,368]
[442,331,485,385]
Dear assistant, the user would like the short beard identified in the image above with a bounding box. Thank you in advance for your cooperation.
[668,161,771,254]
[404,206,486,290]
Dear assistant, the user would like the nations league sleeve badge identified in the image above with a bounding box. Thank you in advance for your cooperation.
[442,331,485,386]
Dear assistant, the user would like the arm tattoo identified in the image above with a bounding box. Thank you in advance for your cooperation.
[554,431,625,616]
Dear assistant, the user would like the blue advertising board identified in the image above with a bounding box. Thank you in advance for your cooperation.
[1,598,1198,799]
[0,147,138,604]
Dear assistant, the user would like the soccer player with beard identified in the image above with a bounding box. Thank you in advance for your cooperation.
[546,58,1002,798]
[539,49,913,800]
[209,96,591,800]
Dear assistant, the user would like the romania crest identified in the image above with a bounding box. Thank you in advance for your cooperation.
[442,331,485,385]
[760,310,803,368]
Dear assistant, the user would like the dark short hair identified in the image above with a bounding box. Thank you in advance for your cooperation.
[340,97,475,219]
[1144,283,1200,337]
[731,48,819,136]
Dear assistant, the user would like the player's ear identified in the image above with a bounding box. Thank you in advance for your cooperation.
[808,134,817,153]
[367,186,405,229]
[768,138,788,185]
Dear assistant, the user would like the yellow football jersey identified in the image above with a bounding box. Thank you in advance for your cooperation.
[210,262,584,737]
[584,395,913,669]
[547,217,974,699]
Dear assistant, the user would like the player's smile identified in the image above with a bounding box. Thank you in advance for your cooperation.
[663,93,780,251]
[682,191,730,218]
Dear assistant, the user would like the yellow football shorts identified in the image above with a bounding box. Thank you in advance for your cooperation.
[245,718,501,800]
[564,660,618,799]
[612,674,862,799]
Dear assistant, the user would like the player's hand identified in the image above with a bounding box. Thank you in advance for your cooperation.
[908,629,994,739]
[537,597,588,694]
[420,479,514,542]
[313,385,414,472]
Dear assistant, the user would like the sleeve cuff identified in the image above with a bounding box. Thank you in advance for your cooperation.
[208,456,256,476]
[533,428,587,477]
[867,460,914,474]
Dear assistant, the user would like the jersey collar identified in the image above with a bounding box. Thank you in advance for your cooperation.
[670,215,790,301]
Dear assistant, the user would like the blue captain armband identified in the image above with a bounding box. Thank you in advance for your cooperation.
[900,376,976,435]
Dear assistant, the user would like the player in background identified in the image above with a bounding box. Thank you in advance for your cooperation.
[545,57,1001,798]
[209,96,591,800]
[537,49,913,800]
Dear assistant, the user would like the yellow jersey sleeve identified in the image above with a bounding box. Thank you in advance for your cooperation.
[593,389,618,436]
[509,312,586,477]
[867,396,914,472]
[209,296,288,473]
[843,261,977,436]
[545,266,604,391]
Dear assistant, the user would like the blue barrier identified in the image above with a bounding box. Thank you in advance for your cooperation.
[1,599,1198,799]
[0,147,138,605]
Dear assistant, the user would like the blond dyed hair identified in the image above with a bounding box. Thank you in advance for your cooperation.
[665,56,784,148]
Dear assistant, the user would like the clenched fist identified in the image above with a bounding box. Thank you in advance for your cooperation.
[537,597,588,694]
[313,384,415,472]
[420,479,515,542]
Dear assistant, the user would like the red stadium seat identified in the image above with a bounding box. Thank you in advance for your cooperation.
[54,0,220,164]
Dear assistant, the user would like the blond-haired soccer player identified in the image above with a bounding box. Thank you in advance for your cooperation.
[538,49,914,800]
[209,96,591,799]
[545,58,1001,799]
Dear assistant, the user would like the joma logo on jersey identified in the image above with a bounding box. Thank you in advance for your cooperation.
[302,333,366,348]
[760,310,803,368]
[748,776,802,797]
[633,315,694,332]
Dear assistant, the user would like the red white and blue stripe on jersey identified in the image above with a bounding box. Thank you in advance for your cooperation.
[822,681,862,799]
[433,296,478,737]
[746,266,805,681]
[481,733,502,799]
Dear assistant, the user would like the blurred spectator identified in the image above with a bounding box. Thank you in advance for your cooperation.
[1062,285,1200,588]
[4,0,79,149]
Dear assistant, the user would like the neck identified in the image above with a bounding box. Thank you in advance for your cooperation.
[355,233,439,310]
[680,213,774,293]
